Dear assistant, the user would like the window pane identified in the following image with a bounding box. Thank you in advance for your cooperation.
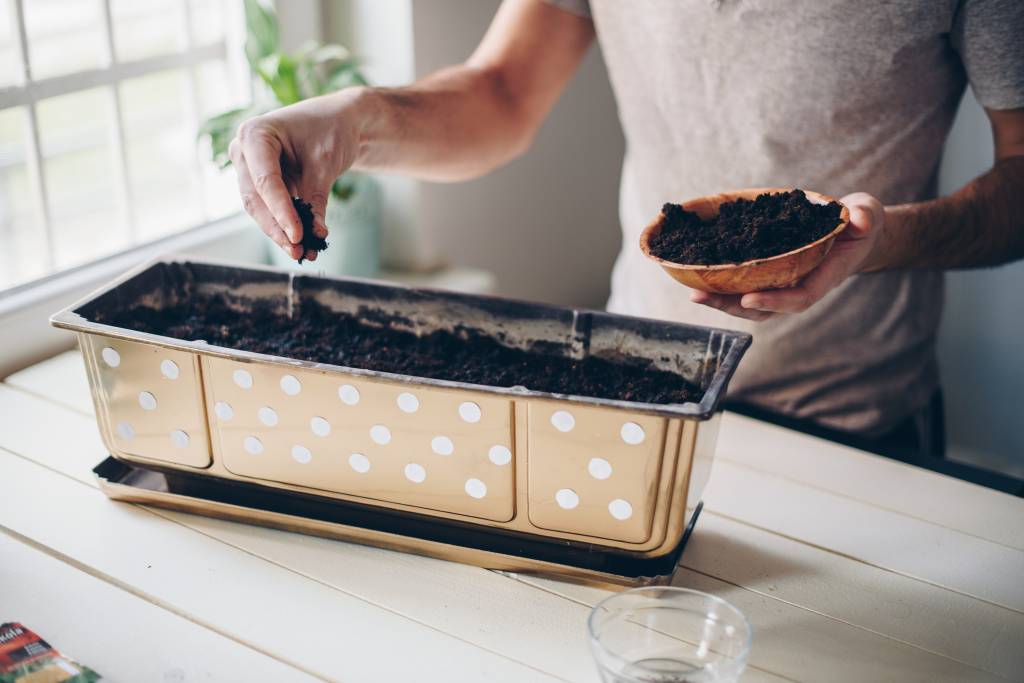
[0,0,21,88]
[23,0,105,80]
[0,108,47,289]
[120,69,201,240]
[188,0,225,46]
[196,60,244,219]
[37,88,124,270]
[111,0,183,63]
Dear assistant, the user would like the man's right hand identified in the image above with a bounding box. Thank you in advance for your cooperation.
[228,91,363,262]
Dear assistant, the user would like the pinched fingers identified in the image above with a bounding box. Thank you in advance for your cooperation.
[235,118,303,244]
[230,139,303,260]
[302,188,331,240]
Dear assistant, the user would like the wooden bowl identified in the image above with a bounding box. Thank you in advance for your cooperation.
[639,188,850,295]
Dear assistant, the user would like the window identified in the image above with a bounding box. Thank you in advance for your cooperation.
[0,0,249,291]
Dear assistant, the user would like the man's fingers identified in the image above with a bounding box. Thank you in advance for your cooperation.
[741,286,817,314]
[303,188,330,239]
[231,147,303,260]
[237,120,303,244]
[690,290,775,321]
[839,192,883,239]
[740,248,851,313]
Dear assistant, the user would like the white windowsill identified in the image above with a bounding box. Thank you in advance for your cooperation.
[0,213,262,378]
[0,212,497,379]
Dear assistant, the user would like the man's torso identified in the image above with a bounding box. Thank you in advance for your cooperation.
[587,0,966,433]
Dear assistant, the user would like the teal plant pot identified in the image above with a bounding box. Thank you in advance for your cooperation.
[267,172,380,277]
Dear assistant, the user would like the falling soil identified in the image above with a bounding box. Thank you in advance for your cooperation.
[649,189,843,265]
[293,196,327,264]
[95,295,702,405]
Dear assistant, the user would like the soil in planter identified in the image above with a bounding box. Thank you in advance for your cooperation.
[293,196,328,264]
[649,189,842,265]
[95,295,702,405]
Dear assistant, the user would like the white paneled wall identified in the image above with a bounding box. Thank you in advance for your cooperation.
[409,0,623,307]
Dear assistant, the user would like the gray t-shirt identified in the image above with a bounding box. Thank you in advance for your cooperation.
[548,0,1024,435]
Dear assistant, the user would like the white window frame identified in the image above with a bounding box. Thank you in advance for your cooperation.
[0,0,325,377]
[1,0,250,271]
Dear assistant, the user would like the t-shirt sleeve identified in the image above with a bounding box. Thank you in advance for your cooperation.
[951,0,1024,110]
[544,0,591,18]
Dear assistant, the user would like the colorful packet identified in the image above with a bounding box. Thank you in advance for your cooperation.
[0,623,100,683]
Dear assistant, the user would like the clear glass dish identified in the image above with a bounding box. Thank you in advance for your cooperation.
[588,586,753,683]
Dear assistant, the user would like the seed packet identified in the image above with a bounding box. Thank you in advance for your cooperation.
[0,623,101,683]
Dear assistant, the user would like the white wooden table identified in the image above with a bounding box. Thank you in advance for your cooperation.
[1,350,1022,682]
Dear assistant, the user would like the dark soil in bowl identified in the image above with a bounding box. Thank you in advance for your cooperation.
[650,189,842,265]
[293,196,327,264]
[94,295,702,405]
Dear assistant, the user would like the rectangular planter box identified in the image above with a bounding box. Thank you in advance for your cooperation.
[53,257,750,583]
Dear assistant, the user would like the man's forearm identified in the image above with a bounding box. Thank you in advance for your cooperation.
[336,0,593,183]
[342,66,539,182]
[864,156,1024,271]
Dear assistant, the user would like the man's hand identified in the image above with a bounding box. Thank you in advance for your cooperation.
[690,193,885,321]
[228,94,360,262]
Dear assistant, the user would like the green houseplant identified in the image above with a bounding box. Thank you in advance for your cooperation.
[200,0,380,276]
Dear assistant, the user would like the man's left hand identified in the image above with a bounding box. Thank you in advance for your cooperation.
[689,192,885,321]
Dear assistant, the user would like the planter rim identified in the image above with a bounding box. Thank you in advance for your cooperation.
[51,254,751,420]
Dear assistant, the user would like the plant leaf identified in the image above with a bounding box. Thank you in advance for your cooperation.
[307,44,351,64]
[256,53,302,104]
[243,0,279,69]
[325,68,369,92]
[332,175,357,201]
[198,104,273,169]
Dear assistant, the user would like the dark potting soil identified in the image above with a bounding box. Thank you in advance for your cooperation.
[649,189,843,265]
[95,295,702,405]
[293,197,328,264]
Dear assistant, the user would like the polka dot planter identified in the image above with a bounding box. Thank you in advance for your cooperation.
[82,335,211,469]
[207,356,517,523]
[53,258,751,566]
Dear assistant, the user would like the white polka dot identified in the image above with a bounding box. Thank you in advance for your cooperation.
[338,384,360,405]
[609,499,633,520]
[488,444,512,466]
[170,430,190,448]
[621,422,646,445]
[116,422,135,440]
[310,416,331,437]
[280,374,301,396]
[458,401,482,423]
[101,347,121,368]
[349,452,370,473]
[214,401,234,421]
[588,457,613,480]
[370,425,391,445]
[551,410,575,432]
[396,392,420,413]
[431,436,454,456]
[404,463,426,483]
[138,391,157,411]
[465,478,487,499]
[160,359,180,380]
[555,488,580,510]
[244,436,263,455]
[292,444,312,464]
[258,406,278,427]
[233,369,253,389]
